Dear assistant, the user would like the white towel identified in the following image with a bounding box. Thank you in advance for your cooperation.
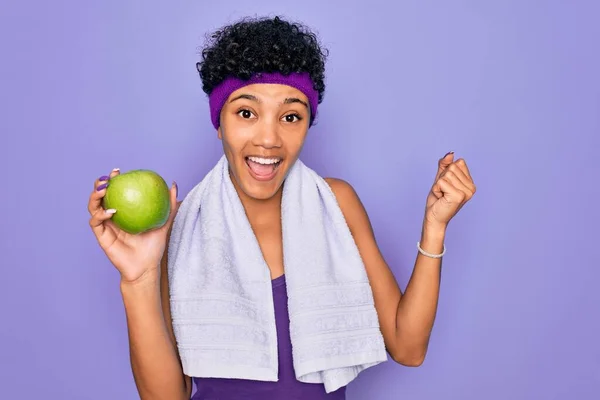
[167,155,387,393]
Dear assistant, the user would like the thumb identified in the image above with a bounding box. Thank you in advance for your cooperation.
[435,151,454,181]
[163,181,179,231]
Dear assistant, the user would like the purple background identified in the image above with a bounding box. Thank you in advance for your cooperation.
[1,1,599,399]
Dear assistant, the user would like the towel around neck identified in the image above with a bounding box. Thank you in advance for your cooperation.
[167,155,387,393]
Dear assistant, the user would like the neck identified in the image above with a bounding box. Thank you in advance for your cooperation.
[243,189,283,226]
[229,169,283,226]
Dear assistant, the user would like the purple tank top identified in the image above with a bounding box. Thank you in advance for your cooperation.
[191,274,347,399]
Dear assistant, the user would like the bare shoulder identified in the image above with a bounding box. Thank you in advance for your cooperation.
[324,177,371,232]
[324,177,356,199]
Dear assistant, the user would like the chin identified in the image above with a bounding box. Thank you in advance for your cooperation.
[239,178,284,201]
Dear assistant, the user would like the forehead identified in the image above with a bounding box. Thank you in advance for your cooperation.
[227,83,308,103]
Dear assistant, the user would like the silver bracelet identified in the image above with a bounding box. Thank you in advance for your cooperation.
[417,241,446,258]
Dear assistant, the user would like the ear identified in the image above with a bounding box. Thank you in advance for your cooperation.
[217,126,223,140]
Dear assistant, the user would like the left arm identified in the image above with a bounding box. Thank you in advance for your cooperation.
[325,154,476,366]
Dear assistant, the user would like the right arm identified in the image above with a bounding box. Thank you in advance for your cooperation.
[121,203,193,399]
[121,258,192,399]
[88,170,191,400]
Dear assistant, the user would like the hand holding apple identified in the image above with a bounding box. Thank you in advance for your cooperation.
[87,168,178,284]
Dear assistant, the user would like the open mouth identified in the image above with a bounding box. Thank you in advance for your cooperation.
[245,156,282,181]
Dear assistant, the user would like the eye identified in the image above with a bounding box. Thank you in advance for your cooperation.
[283,113,303,123]
[237,109,255,119]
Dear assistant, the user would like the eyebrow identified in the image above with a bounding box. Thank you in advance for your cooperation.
[229,94,308,109]
[229,94,259,103]
[284,98,309,109]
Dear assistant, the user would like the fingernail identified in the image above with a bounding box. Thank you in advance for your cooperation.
[99,175,109,182]
[97,183,108,191]
[173,181,178,196]
[443,151,454,157]
[112,168,120,172]
[105,209,116,214]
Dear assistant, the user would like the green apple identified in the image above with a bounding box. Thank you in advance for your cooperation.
[102,169,171,234]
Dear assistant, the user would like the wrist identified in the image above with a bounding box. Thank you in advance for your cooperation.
[119,267,163,313]
[419,223,446,255]
[120,267,161,293]
[421,221,447,238]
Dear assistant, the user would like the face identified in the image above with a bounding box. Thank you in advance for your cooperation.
[218,83,311,201]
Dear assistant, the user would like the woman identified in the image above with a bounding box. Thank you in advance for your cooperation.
[87,16,475,400]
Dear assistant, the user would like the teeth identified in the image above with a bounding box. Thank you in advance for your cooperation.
[248,156,281,165]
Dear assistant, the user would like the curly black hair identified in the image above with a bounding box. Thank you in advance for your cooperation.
[196,16,328,104]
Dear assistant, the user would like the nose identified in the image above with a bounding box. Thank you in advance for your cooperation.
[252,119,282,149]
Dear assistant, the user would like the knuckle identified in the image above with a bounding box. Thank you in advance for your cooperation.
[90,209,101,220]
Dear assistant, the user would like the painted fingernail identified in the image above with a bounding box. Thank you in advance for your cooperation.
[443,151,454,157]
[97,183,108,191]
[173,181,178,195]
[99,175,109,182]
[105,209,116,214]
[112,168,120,172]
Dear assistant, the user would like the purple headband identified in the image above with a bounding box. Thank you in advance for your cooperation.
[208,72,319,129]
